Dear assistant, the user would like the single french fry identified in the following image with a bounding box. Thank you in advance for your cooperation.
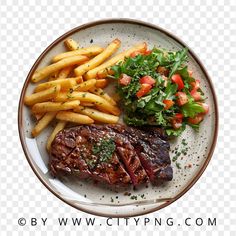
[56,111,94,124]
[54,91,120,116]
[52,46,104,62]
[34,113,45,120]
[64,38,79,51]
[34,78,77,93]
[84,42,147,80]
[31,55,88,83]
[57,66,73,79]
[95,79,108,88]
[80,102,95,107]
[73,79,96,92]
[48,71,59,81]
[74,39,121,76]
[46,121,67,151]
[24,85,61,106]
[31,112,57,137]
[32,100,80,114]
[74,106,119,124]
[89,88,116,106]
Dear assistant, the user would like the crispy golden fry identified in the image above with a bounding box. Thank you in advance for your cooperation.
[74,106,119,124]
[89,88,116,106]
[34,78,77,93]
[73,79,96,92]
[34,113,45,120]
[80,102,95,107]
[84,42,147,80]
[46,121,67,151]
[54,91,120,116]
[32,100,80,113]
[57,66,73,79]
[75,76,83,83]
[64,38,79,51]
[48,71,59,81]
[95,79,108,88]
[74,39,121,76]
[31,112,57,137]
[24,85,61,106]
[52,46,104,62]
[56,111,94,124]
[31,55,88,83]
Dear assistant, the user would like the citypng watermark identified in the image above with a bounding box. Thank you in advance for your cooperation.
[17,217,217,227]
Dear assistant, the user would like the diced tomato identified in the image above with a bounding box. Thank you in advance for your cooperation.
[171,74,184,90]
[119,74,132,86]
[130,51,143,58]
[191,79,200,90]
[140,75,156,86]
[163,99,174,110]
[175,113,183,119]
[198,102,209,114]
[136,83,152,98]
[188,114,204,124]
[143,50,152,55]
[176,92,188,106]
[190,89,202,101]
[188,70,193,77]
[171,113,183,129]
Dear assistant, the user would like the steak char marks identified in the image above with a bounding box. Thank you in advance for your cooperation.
[50,124,173,186]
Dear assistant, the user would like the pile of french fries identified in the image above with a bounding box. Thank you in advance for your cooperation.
[24,38,147,151]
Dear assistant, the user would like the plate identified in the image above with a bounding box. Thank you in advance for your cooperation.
[18,19,218,217]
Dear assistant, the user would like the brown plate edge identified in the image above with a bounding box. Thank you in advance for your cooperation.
[18,18,219,218]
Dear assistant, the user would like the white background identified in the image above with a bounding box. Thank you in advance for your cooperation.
[0,0,235,235]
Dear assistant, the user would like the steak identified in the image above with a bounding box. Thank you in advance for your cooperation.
[50,124,173,186]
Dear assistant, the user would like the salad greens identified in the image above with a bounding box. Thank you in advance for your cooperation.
[111,47,208,137]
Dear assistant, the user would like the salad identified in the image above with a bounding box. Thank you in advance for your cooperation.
[111,47,209,136]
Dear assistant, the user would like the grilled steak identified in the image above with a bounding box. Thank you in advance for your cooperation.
[50,124,173,186]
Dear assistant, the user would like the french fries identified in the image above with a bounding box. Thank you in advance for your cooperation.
[74,106,119,124]
[54,91,120,116]
[56,111,94,124]
[32,100,80,114]
[73,79,96,92]
[64,38,79,51]
[34,113,45,120]
[84,42,147,80]
[95,79,108,88]
[31,55,88,83]
[74,39,121,76]
[52,46,104,62]
[46,121,67,151]
[34,78,77,93]
[24,85,61,106]
[89,88,116,106]
[31,112,57,137]
[57,66,73,79]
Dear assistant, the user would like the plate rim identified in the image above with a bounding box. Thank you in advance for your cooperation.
[18,18,219,218]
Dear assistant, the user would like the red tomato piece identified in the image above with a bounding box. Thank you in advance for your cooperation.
[119,74,132,86]
[136,83,152,98]
[198,102,209,114]
[143,50,152,55]
[163,99,174,110]
[190,89,202,101]
[171,74,184,90]
[171,113,183,129]
[176,92,188,106]
[191,79,200,90]
[188,114,204,124]
[130,51,143,58]
[140,75,156,86]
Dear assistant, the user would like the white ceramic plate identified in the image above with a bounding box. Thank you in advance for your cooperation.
[18,19,218,217]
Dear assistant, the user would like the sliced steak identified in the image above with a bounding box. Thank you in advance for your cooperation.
[50,124,173,186]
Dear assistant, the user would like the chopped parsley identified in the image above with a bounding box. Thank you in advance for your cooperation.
[92,138,115,162]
